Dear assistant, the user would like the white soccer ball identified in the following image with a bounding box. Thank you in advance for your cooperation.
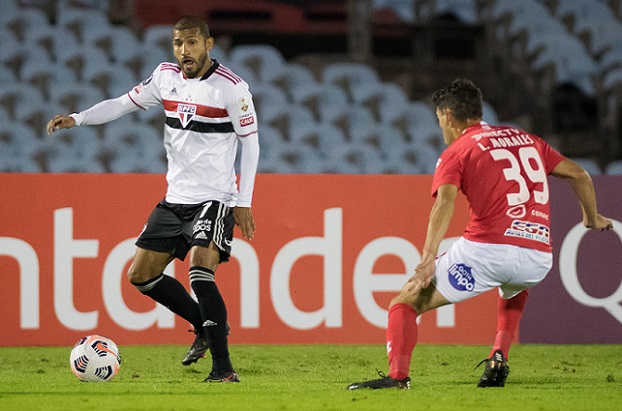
[70,335,121,382]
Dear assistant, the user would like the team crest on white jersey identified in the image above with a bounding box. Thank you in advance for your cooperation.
[177,103,196,128]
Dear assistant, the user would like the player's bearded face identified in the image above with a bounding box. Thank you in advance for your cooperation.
[173,28,212,78]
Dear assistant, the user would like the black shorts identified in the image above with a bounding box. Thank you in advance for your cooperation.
[136,199,234,262]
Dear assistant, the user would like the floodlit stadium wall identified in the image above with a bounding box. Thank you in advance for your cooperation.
[1,174,621,346]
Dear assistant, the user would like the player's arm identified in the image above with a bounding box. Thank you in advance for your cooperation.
[234,131,259,240]
[551,158,613,231]
[408,183,459,294]
[47,94,140,135]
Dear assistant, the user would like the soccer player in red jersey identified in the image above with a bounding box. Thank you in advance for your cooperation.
[348,79,613,390]
[47,16,259,383]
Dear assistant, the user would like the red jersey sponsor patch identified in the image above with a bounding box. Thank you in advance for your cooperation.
[240,116,255,127]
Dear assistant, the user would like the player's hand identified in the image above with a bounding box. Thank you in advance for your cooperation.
[406,258,436,295]
[233,207,256,240]
[585,214,614,231]
[47,114,76,135]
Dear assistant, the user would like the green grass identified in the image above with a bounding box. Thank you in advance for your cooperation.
[1,344,621,411]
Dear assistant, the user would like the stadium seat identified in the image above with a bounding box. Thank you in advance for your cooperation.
[434,0,478,24]
[322,62,380,99]
[349,82,409,122]
[0,44,52,83]
[25,25,79,62]
[385,141,441,174]
[348,122,406,155]
[84,25,141,65]
[250,84,289,114]
[0,121,44,159]
[49,83,106,115]
[605,160,622,175]
[530,34,598,95]
[264,63,318,98]
[324,142,385,174]
[45,127,106,173]
[56,6,111,44]
[0,7,49,41]
[229,44,286,82]
[0,83,46,120]
[260,103,317,137]
[290,83,349,122]
[389,101,439,138]
[16,101,70,139]
[324,105,377,138]
[288,122,347,156]
[82,63,138,98]
[57,46,110,83]
[210,43,229,66]
[142,24,175,57]
[20,60,75,99]
[482,101,500,124]
[259,142,322,174]
[254,124,285,156]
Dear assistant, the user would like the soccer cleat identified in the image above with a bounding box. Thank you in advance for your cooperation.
[182,323,231,366]
[203,370,241,383]
[182,331,209,366]
[476,350,510,388]
[347,370,410,390]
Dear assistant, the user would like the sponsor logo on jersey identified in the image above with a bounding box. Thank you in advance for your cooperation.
[193,218,212,233]
[240,116,255,127]
[506,204,527,219]
[177,103,197,128]
[448,263,475,292]
[240,98,249,112]
[504,219,550,244]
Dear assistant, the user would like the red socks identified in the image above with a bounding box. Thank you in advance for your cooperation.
[490,289,529,359]
[386,303,418,380]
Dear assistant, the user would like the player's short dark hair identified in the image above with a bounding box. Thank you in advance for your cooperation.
[432,79,483,122]
[173,15,211,39]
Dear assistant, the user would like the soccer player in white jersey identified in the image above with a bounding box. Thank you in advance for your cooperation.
[348,79,613,390]
[47,16,260,383]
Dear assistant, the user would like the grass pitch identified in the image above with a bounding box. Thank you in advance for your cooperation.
[0,344,621,411]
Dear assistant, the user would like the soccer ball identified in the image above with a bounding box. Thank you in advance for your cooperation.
[70,335,121,382]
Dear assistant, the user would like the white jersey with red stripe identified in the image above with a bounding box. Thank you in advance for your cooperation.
[126,60,259,206]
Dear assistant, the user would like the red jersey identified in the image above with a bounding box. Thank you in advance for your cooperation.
[431,122,566,252]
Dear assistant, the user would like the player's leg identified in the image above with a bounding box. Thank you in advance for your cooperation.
[476,291,528,388]
[127,247,205,341]
[490,289,529,359]
[129,200,206,364]
[478,246,552,387]
[387,283,451,381]
[186,201,238,382]
[348,237,496,390]
[347,282,452,390]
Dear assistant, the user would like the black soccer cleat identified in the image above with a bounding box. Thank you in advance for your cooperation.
[203,370,241,383]
[182,330,209,366]
[182,323,231,366]
[476,350,510,387]
[347,370,410,390]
